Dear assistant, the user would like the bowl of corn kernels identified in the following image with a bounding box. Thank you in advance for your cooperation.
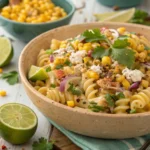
[0,0,75,42]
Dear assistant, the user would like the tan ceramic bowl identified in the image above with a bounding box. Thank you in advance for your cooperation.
[19,22,150,139]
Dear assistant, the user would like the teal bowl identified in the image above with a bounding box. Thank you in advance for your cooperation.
[97,0,143,8]
[0,0,75,42]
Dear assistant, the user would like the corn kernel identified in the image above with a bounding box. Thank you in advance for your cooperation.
[116,75,125,82]
[141,80,149,88]
[87,71,99,80]
[117,27,126,34]
[137,44,145,52]
[122,79,130,90]
[83,57,91,64]
[0,68,3,73]
[54,57,65,65]
[67,100,75,107]
[0,90,7,97]
[82,43,92,51]
[102,56,111,66]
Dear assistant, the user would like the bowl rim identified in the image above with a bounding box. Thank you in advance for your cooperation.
[19,22,150,118]
[0,0,75,26]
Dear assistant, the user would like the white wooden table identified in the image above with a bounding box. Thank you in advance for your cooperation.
[0,0,150,149]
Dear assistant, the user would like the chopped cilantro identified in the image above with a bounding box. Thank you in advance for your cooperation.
[92,46,110,59]
[67,83,82,96]
[46,49,54,55]
[88,101,105,112]
[82,28,106,42]
[55,64,63,70]
[105,94,115,107]
[116,92,125,99]
[1,71,19,85]
[64,60,72,66]
[32,137,53,150]
[45,66,51,72]
[130,109,136,114]
[51,84,56,88]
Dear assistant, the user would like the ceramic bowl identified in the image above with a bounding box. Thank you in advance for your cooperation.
[97,0,143,8]
[19,22,150,139]
[0,0,75,42]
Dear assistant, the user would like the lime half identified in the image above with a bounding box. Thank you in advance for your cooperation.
[28,65,48,81]
[0,37,13,67]
[0,103,38,144]
[95,8,135,22]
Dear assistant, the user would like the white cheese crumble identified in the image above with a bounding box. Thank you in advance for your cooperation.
[90,65,102,74]
[69,50,87,64]
[122,68,145,82]
[74,64,84,75]
[53,48,65,56]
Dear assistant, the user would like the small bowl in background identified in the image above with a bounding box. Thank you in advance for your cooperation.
[97,0,143,8]
[0,0,75,43]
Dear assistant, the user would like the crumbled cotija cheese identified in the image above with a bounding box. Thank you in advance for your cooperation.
[90,65,102,74]
[69,50,86,64]
[122,68,144,82]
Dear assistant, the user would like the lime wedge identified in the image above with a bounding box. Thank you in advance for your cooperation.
[0,103,38,144]
[28,65,48,81]
[0,37,13,67]
[95,8,135,22]
[94,11,119,21]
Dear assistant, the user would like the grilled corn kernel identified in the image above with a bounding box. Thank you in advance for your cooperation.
[137,44,145,52]
[83,57,91,64]
[114,66,120,74]
[54,57,65,65]
[128,38,137,49]
[67,101,75,107]
[0,68,3,73]
[102,56,111,66]
[72,40,79,50]
[0,90,7,97]
[141,80,149,88]
[139,51,147,62]
[122,79,130,90]
[83,43,92,51]
[116,75,125,82]
[87,71,99,80]
[117,27,126,34]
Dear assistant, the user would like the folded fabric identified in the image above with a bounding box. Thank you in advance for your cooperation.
[48,119,150,150]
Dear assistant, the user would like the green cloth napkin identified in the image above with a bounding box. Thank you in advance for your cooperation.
[48,119,150,150]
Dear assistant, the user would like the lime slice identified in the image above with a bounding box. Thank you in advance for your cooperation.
[95,8,135,22]
[0,103,38,144]
[28,65,48,81]
[0,37,13,67]
[0,0,9,8]
[94,11,119,21]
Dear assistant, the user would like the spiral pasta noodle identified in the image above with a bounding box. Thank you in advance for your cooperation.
[114,98,130,114]
[37,49,50,67]
[82,78,98,100]
[130,87,150,110]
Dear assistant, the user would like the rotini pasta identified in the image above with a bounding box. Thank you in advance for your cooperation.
[28,27,150,114]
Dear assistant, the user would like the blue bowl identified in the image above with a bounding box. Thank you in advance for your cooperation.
[97,0,143,8]
[0,0,75,42]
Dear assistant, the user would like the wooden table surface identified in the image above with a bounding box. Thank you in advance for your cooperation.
[0,0,150,149]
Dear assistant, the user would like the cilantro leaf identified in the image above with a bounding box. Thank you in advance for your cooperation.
[64,60,72,66]
[130,109,136,114]
[46,49,54,55]
[105,94,115,107]
[111,48,135,68]
[113,39,129,48]
[67,83,82,96]
[88,101,105,112]
[92,46,110,59]
[51,84,56,88]
[116,92,125,99]
[32,137,53,150]
[1,71,19,85]
[45,67,51,72]
[55,64,63,70]
[82,29,106,42]
[133,9,148,20]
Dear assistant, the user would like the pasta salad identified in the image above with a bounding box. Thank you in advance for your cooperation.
[28,27,150,114]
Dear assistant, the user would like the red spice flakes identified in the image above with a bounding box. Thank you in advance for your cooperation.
[1,145,7,150]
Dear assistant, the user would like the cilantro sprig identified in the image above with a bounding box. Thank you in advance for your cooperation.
[1,71,19,85]
[88,101,105,112]
[32,137,54,150]
[91,37,135,68]
[67,83,82,96]
[82,28,106,42]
